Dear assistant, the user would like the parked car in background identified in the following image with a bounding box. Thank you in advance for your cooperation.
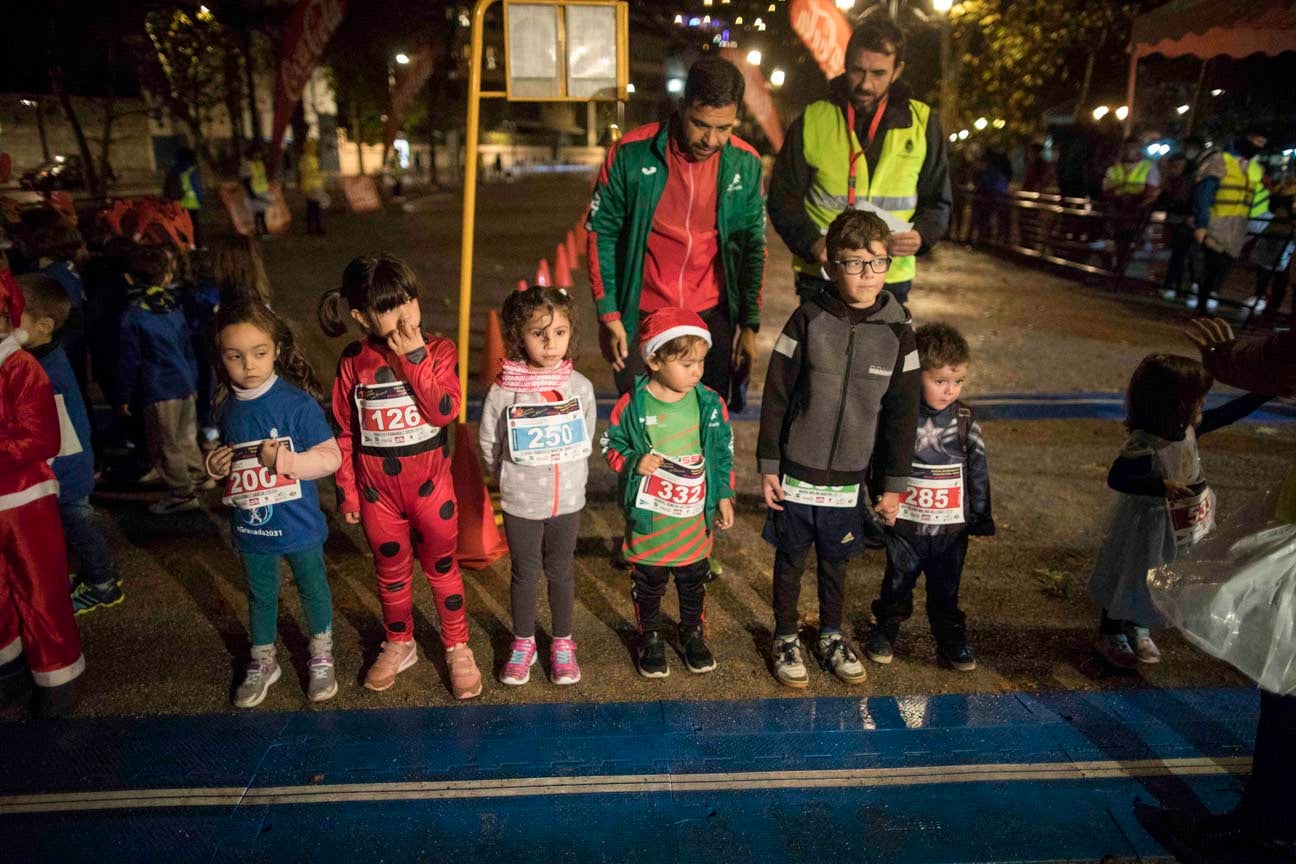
[20,155,85,191]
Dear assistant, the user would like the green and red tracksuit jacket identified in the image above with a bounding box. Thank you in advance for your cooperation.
[585,120,767,345]
[600,376,736,537]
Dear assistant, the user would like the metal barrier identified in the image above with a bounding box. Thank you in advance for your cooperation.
[951,185,1295,331]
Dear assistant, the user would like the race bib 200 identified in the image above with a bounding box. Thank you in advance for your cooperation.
[222,438,302,510]
[506,397,591,466]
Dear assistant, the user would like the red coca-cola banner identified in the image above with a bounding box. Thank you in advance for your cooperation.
[720,49,784,153]
[383,42,441,151]
[269,0,348,168]
[789,0,851,80]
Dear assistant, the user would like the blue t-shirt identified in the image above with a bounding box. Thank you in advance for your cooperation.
[218,377,333,555]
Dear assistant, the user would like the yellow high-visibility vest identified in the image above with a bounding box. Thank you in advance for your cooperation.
[794,98,930,285]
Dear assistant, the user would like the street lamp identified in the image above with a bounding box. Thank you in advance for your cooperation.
[974,116,987,130]
[1115,105,1129,121]
[746,49,762,66]
[1176,104,1190,115]
[770,69,786,88]
[1092,105,1109,120]
[932,0,957,139]
[394,53,411,66]
[932,0,953,11]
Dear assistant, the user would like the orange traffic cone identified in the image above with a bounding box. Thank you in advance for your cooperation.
[479,309,505,387]
[574,218,588,254]
[535,258,552,287]
[451,423,508,569]
[554,243,573,289]
[516,279,529,292]
[566,229,579,269]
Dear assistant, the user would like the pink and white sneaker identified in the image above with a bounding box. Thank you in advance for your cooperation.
[500,637,537,686]
[550,637,581,685]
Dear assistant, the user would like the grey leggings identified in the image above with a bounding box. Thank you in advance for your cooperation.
[501,511,580,638]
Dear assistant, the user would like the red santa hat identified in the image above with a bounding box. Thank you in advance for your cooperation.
[638,307,711,361]
[0,270,23,330]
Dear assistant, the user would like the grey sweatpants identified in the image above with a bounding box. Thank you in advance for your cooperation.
[143,395,204,497]
[501,511,580,639]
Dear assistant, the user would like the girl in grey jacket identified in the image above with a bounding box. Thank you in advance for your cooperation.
[479,287,597,687]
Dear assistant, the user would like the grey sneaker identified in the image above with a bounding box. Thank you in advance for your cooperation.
[773,636,809,689]
[307,655,338,702]
[818,633,867,685]
[234,657,281,708]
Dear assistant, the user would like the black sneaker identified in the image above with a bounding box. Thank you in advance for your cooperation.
[33,679,79,719]
[937,643,977,672]
[1138,804,1296,864]
[865,628,894,664]
[637,631,669,678]
[680,626,717,674]
[71,579,124,615]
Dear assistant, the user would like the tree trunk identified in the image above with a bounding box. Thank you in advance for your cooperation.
[49,66,101,199]
[1186,58,1209,136]
[34,98,50,161]
[352,103,365,175]
[1075,49,1097,123]
[243,29,263,144]
[224,49,247,161]
[95,45,119,197]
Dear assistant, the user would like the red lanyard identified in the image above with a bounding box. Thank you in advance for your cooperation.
[845,96,888,207]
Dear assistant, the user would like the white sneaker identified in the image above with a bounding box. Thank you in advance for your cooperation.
[234,657,281,708]
[818,633,867,685]
[773,637,809,689]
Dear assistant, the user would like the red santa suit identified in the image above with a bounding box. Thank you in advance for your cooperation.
[0,274,85,689]
[332,333,469,647]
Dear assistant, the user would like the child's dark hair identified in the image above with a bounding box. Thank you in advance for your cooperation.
[31,223,84,262]
[17,274,71,330]
[1125,353,1213,440]
[209,234,271,307]
[126,244,173,287]
[318,253,420,337]
[915,322,970,370]
[826,210,893,259]
[500,286,577,362]
[212,300,324,405]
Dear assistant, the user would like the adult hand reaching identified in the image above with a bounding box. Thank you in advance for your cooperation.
[600,319,630,371]
[1185,318,1234,359]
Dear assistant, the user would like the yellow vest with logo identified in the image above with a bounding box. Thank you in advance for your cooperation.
[795,98,929,285]
[1104,160,1152,196]
[247,159,269,196]
[1211,152,1265,220]
[180,166,199,210]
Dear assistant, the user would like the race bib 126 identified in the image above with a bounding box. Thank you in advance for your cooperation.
[506,397,591,466]
[898,463,965,526]
[780,475,859,508]
[222,438,302,509]
[635,454,706,518]
[356,382,439,449]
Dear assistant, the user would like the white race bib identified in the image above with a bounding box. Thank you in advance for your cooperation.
[781,475,859,508]
[898,463,965,526]
[635,454,706,518]
[1168,487,1215,548]
[506,397,591,466]
[221,438,302,509]
[355,382,439,449]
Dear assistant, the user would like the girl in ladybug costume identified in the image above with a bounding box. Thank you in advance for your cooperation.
[319,255,481,699]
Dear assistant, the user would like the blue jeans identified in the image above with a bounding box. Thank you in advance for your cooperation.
[60,497,117,586]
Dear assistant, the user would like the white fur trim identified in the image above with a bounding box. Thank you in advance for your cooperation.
[0,480,59,512]
[0,637,23,665]
[640,325,712,361]
[32,653,85,688]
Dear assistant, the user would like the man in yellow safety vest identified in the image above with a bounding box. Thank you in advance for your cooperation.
[1191,127,1269,314]
[769,18,951,305]
[1102,137,1160,275]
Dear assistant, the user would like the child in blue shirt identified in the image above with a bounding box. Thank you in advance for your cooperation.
[18,274,123,615]
[204,300,341,708]
[117,244,207,514]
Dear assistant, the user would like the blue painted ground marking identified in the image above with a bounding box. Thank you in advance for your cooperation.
[461,391,1296,423]
[0,687,1259,863]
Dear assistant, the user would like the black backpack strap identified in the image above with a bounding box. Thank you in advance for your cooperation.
[956,404,972,454]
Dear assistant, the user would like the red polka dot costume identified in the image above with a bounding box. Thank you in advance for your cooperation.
[332,333,468,648]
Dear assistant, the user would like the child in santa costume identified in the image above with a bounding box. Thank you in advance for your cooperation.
[0,267,85,717]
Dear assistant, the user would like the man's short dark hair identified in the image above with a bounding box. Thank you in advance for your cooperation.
[17,274,72,330]
[846,18,906,64]
[683,57,744,110]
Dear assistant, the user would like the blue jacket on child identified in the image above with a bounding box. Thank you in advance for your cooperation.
[33,341,95,503]
[118,288,198,406]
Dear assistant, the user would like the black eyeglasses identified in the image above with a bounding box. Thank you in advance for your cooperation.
[831,256,892,275]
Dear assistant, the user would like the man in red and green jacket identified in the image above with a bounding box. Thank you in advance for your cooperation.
[586,57,767,399]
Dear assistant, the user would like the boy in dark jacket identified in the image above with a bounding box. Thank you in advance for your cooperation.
[117,245,206,514]
[865,322,993,671]
[758,210,921,688]
[19,275,123,614]
[601,308,736,679]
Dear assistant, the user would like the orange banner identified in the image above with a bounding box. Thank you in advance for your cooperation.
[720,49,784,153]
[270,0,348,168]
[789,0,851,80]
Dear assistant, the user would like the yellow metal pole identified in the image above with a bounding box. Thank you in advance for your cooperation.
[457,0,498,423]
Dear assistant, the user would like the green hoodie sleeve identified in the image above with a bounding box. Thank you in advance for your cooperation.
[587,144,629,322]
[736,155,767,329]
